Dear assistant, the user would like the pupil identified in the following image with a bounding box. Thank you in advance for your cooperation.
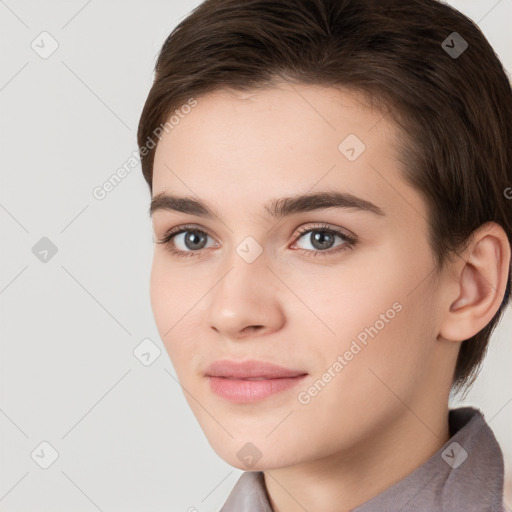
[312,231,333,250]
[186,231,206,250]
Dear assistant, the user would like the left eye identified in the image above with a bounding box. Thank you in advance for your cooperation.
[293,227,354,252]
[297,228,348,251]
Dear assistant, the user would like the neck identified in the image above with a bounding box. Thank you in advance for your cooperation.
[263,403,451,512]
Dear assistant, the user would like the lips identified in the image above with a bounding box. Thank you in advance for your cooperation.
[205,359,308,403]
[205,359,307,379]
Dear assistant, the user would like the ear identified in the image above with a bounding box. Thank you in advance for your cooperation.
[438,222,511,342]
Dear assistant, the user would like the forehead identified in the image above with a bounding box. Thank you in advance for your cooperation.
[151,83,424,224]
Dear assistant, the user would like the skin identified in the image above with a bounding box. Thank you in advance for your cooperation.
[149,83,510,512]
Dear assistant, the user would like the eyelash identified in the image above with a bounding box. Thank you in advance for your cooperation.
[156,223,357,260]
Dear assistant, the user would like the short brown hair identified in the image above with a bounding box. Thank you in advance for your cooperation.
[137,0,512,395]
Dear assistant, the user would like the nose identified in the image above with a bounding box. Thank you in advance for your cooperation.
[206,256,286,340]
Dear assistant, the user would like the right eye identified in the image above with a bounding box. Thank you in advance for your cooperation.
[156,225,218,258]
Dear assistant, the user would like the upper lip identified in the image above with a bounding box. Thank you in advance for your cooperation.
[205,359,307,379]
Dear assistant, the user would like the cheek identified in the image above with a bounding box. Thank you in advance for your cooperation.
[281,246,402,342]
[149,257,206,382]
[306,250,435,400]
[289,298,430,457]
[149,253,194,322]
[344,294,433,403]
[149,257,170,331]
[149,258,185,353]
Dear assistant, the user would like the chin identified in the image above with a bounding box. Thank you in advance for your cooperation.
[208,437,304,472]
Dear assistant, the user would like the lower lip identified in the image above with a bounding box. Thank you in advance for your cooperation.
[208,375,308,403]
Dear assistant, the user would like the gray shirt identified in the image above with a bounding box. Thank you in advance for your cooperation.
[219,407,507,511]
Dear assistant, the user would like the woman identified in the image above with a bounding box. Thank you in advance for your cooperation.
[137,0,512,510]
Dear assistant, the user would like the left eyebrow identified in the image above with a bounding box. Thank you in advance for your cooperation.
[149,190,385,219]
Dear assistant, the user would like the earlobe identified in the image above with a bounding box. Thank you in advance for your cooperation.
[438,222,510,342]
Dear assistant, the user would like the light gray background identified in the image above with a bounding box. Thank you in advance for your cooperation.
[1,1,511,511]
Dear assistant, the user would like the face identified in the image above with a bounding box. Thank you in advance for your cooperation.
[149,83,449,470]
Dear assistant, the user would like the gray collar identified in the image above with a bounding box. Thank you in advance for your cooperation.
[219,407,506,511]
